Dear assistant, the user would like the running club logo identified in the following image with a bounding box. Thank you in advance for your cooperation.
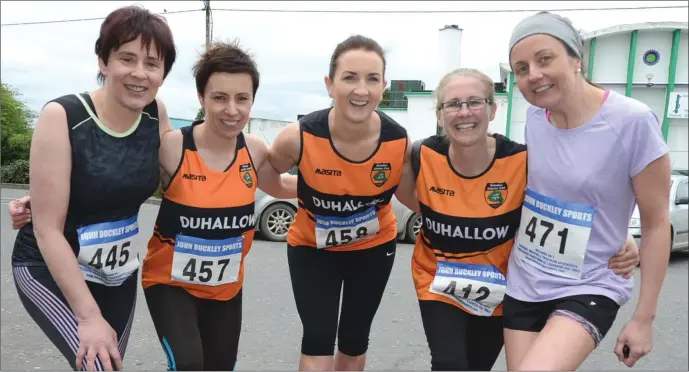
[484,182,508,209]
[239,164,253,188]
[371,163,391,187]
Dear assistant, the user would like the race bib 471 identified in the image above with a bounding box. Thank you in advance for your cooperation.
[515,188,596,280]
[315,206,380,249]
[429,261,507,317]
[76,216,140,286]
[171,234,243,286]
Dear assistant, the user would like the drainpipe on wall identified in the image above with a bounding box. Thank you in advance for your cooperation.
[662,29,682,142]
[625,30,639,97]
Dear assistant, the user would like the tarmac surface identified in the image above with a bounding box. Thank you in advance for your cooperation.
[1,188,687,370]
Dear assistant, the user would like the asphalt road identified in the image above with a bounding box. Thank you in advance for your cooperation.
[1,188,687,371]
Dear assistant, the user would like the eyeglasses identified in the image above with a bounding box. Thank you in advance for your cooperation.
[438,98,492,112]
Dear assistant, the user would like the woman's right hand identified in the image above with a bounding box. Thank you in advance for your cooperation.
[8,196,32,230]
[75,314,122,371]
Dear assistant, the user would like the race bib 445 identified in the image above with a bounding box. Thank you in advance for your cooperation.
[429,261,506,317]
[77,216,140,286]
[315,206,380,249]
[516,188,596,280]
[171,234,243,286]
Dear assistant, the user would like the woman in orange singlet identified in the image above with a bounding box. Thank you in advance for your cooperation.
[139,42,296,371]
[267,35,418,371]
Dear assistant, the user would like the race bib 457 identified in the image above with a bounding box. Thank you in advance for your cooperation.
[315,206,380,249]
[516,188,596,280]
[171,234,243,286]
[77,216,140,286]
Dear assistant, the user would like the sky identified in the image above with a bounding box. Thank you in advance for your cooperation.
[1,1,687,123]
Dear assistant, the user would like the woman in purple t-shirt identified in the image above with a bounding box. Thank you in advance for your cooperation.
[502,11,672,371]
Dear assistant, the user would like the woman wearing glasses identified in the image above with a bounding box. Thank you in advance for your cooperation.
[394,67,640,371]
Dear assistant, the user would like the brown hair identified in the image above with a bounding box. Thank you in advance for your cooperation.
[328,35,386,80]
[95,5,177,84]
[434,68,495,111]
[192,40,260,98]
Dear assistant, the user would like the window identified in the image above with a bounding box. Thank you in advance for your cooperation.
[676,180,688,204]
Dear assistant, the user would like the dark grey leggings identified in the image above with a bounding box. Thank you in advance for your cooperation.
[144,284,242,371]
[13,265,137,371]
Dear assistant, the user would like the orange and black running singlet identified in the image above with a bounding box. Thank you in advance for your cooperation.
[288,108,408,251]
[142,122,258,301]
[411,134,527,316]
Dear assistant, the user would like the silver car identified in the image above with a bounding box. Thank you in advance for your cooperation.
[628,172,689,252]
[254,167,299,242]
[391,196,422,243]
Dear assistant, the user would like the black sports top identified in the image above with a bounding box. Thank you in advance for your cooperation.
[12,93,161,267]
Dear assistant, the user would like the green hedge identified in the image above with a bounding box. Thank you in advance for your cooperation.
[1,159,29,183]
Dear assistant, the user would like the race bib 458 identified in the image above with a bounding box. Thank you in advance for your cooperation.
[77,216,140,286]
[315,206,380,249]
[171,234,243,286]
[429,261,506,317]
[516,188,596,280]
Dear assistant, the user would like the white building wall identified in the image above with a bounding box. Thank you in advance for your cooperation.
[667,86,688,170]
[631,86,667,119]
[590,33,631,83]
[676,32,689,84]
[633,30,673,85]
[246,118,291,145]
[488,96,508,136]
[405,96,438,141]
[509,90,529,145]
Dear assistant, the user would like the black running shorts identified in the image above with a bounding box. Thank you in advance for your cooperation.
[502,293,620,347]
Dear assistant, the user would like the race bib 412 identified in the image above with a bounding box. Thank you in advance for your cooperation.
[171,234,243,286]
[515,188,596,280]
[315,206,380,249]
[429,261,507,317]
[76,216,140,286]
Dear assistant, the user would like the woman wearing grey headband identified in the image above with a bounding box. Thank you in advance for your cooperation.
[501,11,672,371]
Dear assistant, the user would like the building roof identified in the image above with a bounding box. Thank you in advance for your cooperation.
[581,21,688,40]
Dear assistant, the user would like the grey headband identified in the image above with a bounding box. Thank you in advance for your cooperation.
[508,11,584,66]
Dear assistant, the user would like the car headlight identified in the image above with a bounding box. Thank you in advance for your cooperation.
[629,218,640,228]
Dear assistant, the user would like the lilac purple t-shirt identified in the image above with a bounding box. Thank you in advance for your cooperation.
[506,90,669,305]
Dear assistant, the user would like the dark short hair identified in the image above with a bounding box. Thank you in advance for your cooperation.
[94,5,177,84]
[192,40,260,98]
[328,35,386,80]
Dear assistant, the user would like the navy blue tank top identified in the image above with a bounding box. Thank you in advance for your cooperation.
[12,93,161,266]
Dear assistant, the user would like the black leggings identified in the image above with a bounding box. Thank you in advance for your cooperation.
[419,300,504,371]
[144,284,242,371]
[13,265,137,371]
[287,239,396,356]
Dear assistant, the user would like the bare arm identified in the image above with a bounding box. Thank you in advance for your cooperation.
[30,102,101,321]
[157,99,174,139]
[631,154,672,321]
[395,137,420,214]
[246,134,297,199]
[267,122,300,174]
[156,99,176,187]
